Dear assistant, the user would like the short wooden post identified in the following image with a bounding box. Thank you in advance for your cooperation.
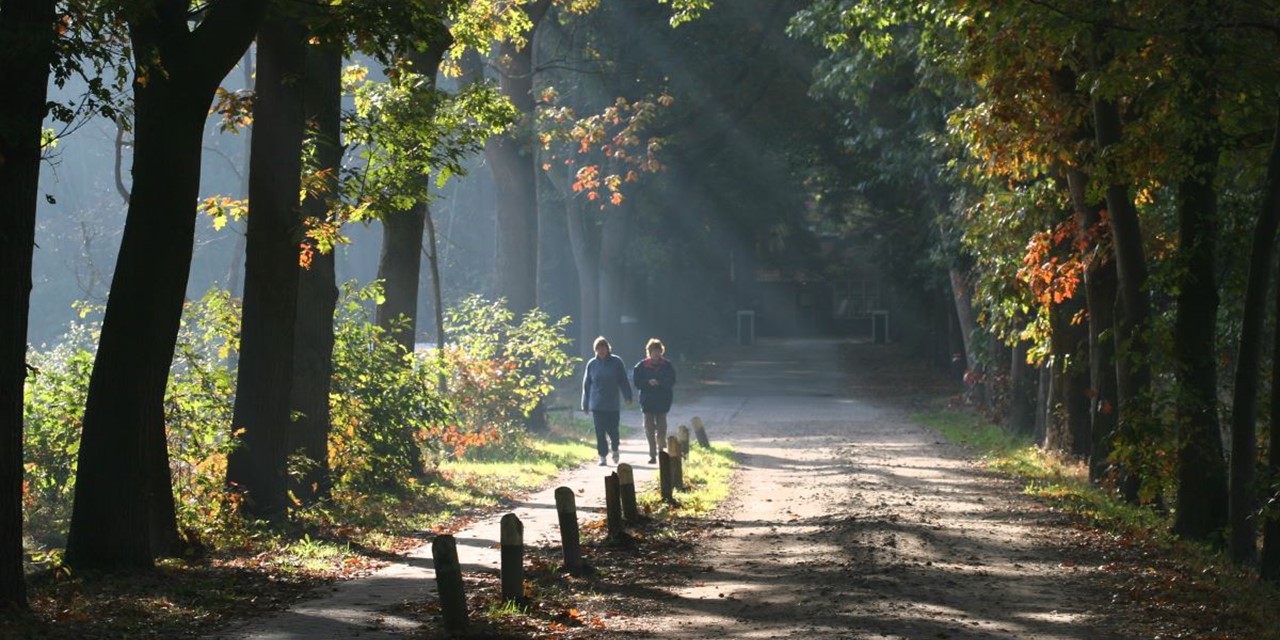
[693,416,711,448]
[500,514,524,603]
[432,535,468,632]
[605,472,624,540]
[668,435,684,490]
[677,424,691,452]
[617,463,639,522]
[659,451,673,502]
[553,487,583,574]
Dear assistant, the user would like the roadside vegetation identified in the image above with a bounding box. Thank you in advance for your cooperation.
[8,284,736,639]
[919,407,1280,638]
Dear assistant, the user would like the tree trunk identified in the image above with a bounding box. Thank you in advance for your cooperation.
[1008,337,1037,436]
[289,38,342,506]
[67,0,264,570]
[376,204,426,353]
[559,170,601,350]
[1048,294,1091,458]
[0,0,55,607]
[225,10,309,521]
[1264,258,1280,581]
[598,202,629,344]
[486,0,550,316]
[1172,42,1227,544]
[1068,168,1121,484]
[949,267,978,372]
[1232,102,1280,563]
[1092,95,1152,503]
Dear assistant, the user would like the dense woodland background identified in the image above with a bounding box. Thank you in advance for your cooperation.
[5,0,1280,620]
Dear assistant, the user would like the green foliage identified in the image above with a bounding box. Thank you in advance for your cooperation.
[22,324,95,543]
[342,62,517,220]
[414,295,576,463]
[329,282,454,491]
[165,290,242,534]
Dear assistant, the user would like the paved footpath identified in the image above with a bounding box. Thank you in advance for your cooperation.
[210,353,750,640]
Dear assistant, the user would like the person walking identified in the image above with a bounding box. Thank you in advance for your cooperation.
[632,338,676,464]
[582,336,632,466]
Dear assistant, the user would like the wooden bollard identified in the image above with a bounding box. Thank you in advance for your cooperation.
[553,487,583,574]
[500,514,524,603]
[668,435,684,491]
[605,472,624,540]
[617,464,639,522]
[659,451,673,502]
[693,416,711,448]
[678,424,691,452]
[432,535,468,632]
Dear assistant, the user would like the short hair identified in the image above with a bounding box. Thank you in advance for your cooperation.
[645,338,665,354]
[593,336,611,352]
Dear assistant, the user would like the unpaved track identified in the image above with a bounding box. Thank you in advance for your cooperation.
[609,337,1129,639]
[216,337,1133,639]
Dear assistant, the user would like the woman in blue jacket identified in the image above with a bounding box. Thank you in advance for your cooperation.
[632,338,676,464]
[582,336,632,466]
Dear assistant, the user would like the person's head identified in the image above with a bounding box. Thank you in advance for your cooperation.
[593,336,611,359]
[646,338,665,358]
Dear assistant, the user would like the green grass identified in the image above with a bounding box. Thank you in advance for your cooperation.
[915,405,1280,638]
[913,408,1166,535]
[637,443,736,517]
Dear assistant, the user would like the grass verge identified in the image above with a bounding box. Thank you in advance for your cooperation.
[917,406,1280,639]
[1,415,601,640]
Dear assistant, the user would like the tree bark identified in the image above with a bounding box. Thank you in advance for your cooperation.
[949,267,978,373]
[1171,13,1227,545]
[1265,258,1280,581]
[226,9,309,521]
[1008,337,1037,436]
[1232,102,1280,564]
[376,203,427,353]
[0,0,56,607]
[67,0,265,570]
[1048,293,1091,458]
[486,0,550,316]
[1067,168,1121,484]
[289,37,342,506]
[1091,95,1152,503]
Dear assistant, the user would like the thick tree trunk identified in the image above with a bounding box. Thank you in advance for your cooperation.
[560,173,600,350]
[1233,103,1280,564]
[1068,168,1121,484]
[598,203,629,344]
[0,0,55,607]
[1265,260,1280,581]
[68,0,262,566]
[225,11,309,521]
[1092,96,1152,503]
[1171,75,1227,545]
[1008,337,1037,436]
[1048,294,1092,458]
[487,0,550,316]
[376,204,427,353]
[289,40,342,506]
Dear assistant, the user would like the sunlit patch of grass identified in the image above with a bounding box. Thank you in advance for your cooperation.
[638,443,736,518]
[275,535,354,574]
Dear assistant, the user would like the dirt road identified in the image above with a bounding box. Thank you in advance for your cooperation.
[616,337,1131,639]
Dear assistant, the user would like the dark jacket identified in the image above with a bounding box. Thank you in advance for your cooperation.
[632,357,676,413]
[582,354,633,412]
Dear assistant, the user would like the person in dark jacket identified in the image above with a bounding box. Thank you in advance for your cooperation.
[582,336,632,466]
[631,338,676,464]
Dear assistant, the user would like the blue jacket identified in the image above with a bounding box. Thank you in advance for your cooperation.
[632,357,676,413]
[582,354,633,412]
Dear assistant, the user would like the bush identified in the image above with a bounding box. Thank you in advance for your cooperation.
[413,295,576,464]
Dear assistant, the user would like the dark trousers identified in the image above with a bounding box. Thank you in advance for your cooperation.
[592,410,620,457]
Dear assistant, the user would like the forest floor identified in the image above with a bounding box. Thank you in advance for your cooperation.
[476,337,1275,640]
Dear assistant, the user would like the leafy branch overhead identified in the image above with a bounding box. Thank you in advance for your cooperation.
[537,89,673,208]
